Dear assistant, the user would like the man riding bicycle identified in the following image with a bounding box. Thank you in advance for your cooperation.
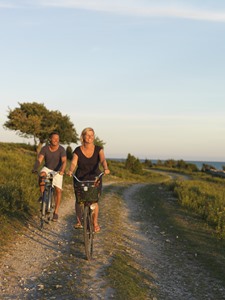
[32,131,67,221]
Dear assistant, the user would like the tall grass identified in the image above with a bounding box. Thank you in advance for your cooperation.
[173,179,225,238]
[0,143,40,250]
[0,143,39,217]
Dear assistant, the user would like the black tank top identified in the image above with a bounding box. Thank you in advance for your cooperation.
[74,145,102,180]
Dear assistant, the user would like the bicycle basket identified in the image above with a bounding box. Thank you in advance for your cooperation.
[74,182,100,203]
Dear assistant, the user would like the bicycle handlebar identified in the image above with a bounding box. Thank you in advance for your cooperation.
[72,172,104,183]
[32,170,59,179]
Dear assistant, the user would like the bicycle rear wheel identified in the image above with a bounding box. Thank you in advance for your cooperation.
[83,205,94,260]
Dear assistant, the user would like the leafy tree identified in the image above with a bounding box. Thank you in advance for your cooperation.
[186,163,198,172]
[156,159,163,166]
[66,145,73,161]
[125,153,143,175]
[164,159,176,168]
[176,159,187,169]
[143,159,153,168]
[132,158,143,175]
[4,102,78,153]
[94,136,106,147]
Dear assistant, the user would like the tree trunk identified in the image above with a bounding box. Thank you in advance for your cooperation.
[36,142,43,156]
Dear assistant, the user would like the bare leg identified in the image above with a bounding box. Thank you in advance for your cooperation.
[39,171,46,198]
[93,203,99,229]
[38,172,46,202]
[54,187,62,215]
[75,202,83,224]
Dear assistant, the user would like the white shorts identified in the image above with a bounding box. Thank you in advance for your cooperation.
[40,167,63,190]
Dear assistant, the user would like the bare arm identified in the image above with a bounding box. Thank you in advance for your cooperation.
[32,154,44,172]
[67,153,78,176]
[59,156,67,175]
[99,149,110,175]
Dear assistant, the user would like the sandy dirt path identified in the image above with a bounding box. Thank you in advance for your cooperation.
[0,182,225,299]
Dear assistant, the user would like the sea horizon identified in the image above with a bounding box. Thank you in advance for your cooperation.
[109,158,225,171]
[165,160,225,170]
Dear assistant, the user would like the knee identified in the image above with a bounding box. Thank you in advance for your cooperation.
[39,172,46,186]
[55,187,62,196]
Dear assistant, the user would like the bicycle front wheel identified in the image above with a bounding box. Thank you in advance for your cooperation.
[40,190,48,229]
[48,189,55,221]
[83,205,94,260]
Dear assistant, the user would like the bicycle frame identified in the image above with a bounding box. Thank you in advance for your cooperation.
[73,172,104,260]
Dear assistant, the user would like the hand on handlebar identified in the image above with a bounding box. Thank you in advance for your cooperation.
[67,170,73,177]
[104,169,110,175]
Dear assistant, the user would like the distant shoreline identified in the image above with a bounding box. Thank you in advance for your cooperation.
[109,158,225,171]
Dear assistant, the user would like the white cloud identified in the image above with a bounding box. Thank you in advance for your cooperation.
[2,0,225,23]
[39,0,225,22]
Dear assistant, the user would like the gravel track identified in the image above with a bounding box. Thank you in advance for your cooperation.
[0,182,225,300]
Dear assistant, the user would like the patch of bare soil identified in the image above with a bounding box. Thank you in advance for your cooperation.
[0,182,225,299]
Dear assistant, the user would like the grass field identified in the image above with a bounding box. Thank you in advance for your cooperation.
[0,142,225,254]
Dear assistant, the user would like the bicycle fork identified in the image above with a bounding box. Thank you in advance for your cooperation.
[89,203,97,232]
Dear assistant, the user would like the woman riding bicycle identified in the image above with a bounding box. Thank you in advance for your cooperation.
[67,127,110,233]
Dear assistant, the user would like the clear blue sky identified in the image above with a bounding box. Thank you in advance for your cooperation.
[1,1,225,161]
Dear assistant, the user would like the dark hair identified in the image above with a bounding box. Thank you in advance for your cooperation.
[49,131,59,138]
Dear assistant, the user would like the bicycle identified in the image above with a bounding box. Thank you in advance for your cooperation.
[73,172,104,260]
[39,171,56,229]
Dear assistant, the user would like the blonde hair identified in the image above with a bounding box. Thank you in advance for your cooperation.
[80,127,95,144]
